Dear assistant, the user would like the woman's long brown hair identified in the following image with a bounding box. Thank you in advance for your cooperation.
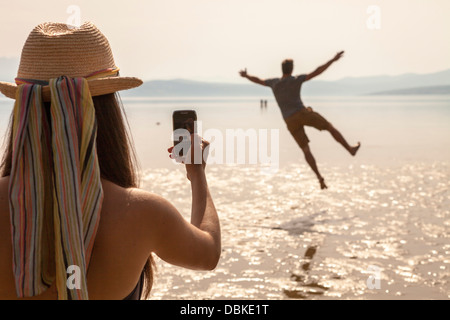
[0,92,155,300]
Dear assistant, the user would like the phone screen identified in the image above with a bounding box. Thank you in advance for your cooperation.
[172,110,197,157]
[173,110,197,134]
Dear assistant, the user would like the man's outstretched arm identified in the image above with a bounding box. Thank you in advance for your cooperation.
[305,51,344,81]
[239,68,268,86]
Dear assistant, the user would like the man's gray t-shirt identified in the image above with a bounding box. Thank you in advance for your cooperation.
[265,75,307,119]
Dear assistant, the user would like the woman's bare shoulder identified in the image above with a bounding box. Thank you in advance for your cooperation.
[1,176,171,217]
[101,179,172,212]
[100,179,178,244]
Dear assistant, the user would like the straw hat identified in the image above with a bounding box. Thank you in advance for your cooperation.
[0,22,142,101]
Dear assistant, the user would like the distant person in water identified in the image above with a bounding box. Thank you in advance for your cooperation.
[239,51,360,189]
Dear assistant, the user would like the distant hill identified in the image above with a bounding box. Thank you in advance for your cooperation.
[121,69,450,97]
[327,69,450,95]
[368,85,450,95]
[125,79,271,97]
[1,56,449,97]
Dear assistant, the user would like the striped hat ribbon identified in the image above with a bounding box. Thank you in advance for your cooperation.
[9,76,103,300]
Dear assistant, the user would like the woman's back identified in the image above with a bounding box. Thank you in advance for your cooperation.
[0,178,150,299]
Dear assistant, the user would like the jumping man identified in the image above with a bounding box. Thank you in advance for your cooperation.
[239,51,360,189]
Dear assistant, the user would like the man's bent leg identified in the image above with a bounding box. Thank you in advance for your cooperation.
[301,144,328,190]
[325,123,360,156]
[301,107,361,157]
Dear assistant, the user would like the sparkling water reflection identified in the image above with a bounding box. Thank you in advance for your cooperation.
[0,96,448,299]
[143,162,449,300]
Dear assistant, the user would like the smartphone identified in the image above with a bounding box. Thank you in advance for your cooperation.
[172,110,197,157]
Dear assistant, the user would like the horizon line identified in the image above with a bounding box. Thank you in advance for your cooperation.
[138,68,450,84]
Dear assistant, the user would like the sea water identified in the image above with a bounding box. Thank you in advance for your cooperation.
[0,95,448,299]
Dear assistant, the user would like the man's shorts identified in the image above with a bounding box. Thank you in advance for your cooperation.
[284,107,330,149]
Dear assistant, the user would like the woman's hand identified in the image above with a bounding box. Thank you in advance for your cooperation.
[168,134,210,181]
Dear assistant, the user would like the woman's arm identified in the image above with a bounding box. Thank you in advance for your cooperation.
[131,137,221,271]
[187,167,221,267]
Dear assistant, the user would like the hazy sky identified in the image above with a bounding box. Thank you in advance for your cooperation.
[0,0,449,82]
